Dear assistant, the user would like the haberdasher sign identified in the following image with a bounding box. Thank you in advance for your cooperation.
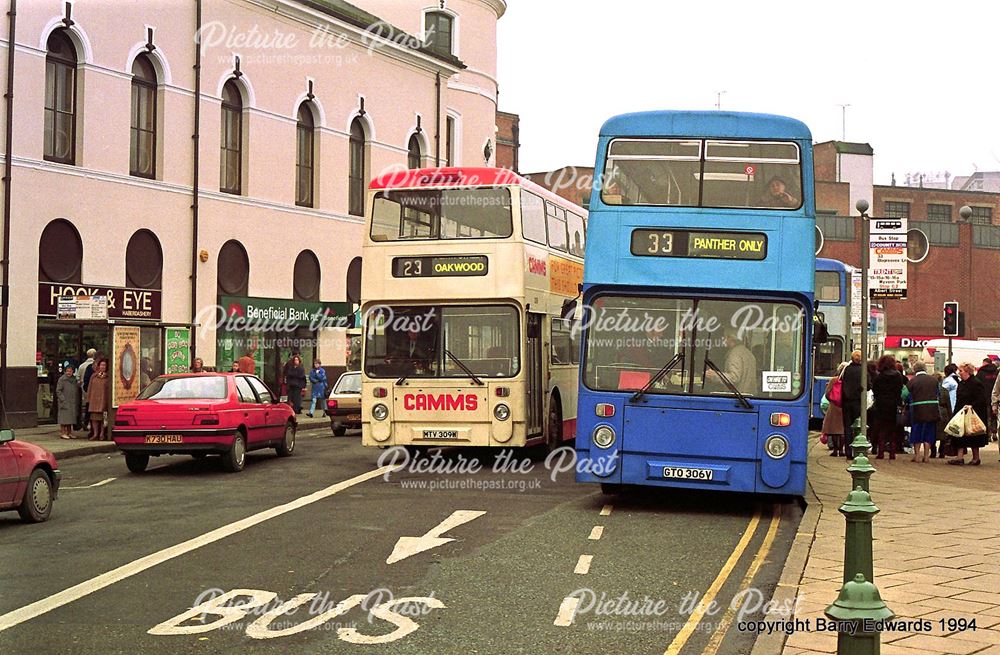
[869,218,908,300]
[39,282,162,321]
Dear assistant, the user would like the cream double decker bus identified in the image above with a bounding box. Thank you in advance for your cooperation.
[361,167,586,450]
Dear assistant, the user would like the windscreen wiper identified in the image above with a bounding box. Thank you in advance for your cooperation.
[395,375,408,386]
[702,356,753,410]
[630,350,685,403]
[444,349,485,386]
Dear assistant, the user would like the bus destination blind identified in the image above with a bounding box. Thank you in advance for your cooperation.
[630,229,768,260]
[392,255,489,278]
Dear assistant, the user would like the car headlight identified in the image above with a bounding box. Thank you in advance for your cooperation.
[765,435,789,459]
[494,404,510,421]
[592,425,615,449]
[372,404,389,421]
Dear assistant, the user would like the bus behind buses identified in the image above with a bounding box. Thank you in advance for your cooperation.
[575,111,820,496]
[360,167,586,450]
[812,258,854,420]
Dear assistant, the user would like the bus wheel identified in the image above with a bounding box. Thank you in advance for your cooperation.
[600,483,622,495]
[546,398,563,454]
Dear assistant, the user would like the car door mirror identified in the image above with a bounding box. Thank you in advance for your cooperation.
[0,429,14,444]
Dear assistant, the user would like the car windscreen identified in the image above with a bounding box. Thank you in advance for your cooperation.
[138,376,228,400]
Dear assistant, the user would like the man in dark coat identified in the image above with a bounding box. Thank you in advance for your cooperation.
[975,358,999,440]
[841,350,864,448]
[871,355,905,460]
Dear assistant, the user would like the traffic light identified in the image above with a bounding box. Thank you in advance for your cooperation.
[943,301,959,337]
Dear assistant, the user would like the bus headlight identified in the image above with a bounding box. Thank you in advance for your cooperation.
[765,435,789,459]
[372,404,389,421]
[494,404,510,421]
[593,425,615,449]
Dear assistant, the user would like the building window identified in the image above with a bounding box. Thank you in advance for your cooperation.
[217,240,249,296]
[125,229,163,289]
[220,80,243,194]
[973,225,1000,249]
[296,103,315,207]
[970,206,992,225]
[44,29,77,164]
[815,214,855,241]
[348,118,366,217]
[130,54,158,179]
[909,220,958,247]
[926,204,951,222]
[293,250,321,301]
[38,219,82,283]
[407,134,422,170]
[883,201,910,218]
[424,11,454,56]
[445,116,456,166]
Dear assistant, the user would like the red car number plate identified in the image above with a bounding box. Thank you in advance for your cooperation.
[145,434,183,444]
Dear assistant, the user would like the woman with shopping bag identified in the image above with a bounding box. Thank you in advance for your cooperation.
[948,362,989,465]
[821,362,850,458]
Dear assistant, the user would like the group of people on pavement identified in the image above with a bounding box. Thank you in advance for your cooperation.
[821,351,1000,465]
[54,348,111,441]
[226,350,329,418]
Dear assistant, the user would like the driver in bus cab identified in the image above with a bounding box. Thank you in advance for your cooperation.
[388,329,434,373]
[759,176,798,208]
[706,327,758,394]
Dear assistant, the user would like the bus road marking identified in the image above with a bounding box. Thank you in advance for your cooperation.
[663,510,763,655]
[0,464,400,634]
[599,504,613,516]
[554,595,581,627]
[574,555,593,575]
[700,507,781,655]
[588,526,604,540]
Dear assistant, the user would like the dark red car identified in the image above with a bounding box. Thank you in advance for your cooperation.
[113,373,296,473]
[0,429,60,522]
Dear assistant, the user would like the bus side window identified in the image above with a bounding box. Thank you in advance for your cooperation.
[567,211,586,256]
[545,203,569,252]
[521,192,547,244]
[551,319,572,364]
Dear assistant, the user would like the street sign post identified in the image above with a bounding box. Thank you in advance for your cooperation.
[869,218,908,300]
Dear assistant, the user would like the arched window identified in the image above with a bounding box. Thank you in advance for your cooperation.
[348,118,366,217]
[130,54,158,178]
[407,133,422,170]
[125,229,163,289]
[424,11,454,56]
[293,250,321,301]
[217,240,249,296]
[220,80,243,194]
[44,30,78,164]
[296,103,315,207]
[38,219,82,283]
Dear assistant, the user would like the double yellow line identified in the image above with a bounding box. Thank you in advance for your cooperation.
[663,505,781,655]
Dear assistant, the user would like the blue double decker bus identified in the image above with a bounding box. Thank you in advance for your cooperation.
[811,258,854,420]
[574,111,819,496]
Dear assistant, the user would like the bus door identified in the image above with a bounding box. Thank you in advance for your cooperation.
[525,313,544,437]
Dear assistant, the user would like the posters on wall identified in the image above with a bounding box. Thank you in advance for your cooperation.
[112,326,141,407]
[166,328,191,374]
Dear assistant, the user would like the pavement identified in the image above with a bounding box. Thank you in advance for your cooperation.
[10,414,335,459]
[778,437,1000,655]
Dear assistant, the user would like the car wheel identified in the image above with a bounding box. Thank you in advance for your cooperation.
[17,468,53,523]
[333,425,346,437]
[125,453,149,474]
[276,423,296,457]
[222,433,247,472]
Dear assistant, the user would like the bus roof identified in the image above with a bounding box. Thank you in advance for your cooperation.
[599,110,812,141]
[368,167,584,211]
[816,258,853,273]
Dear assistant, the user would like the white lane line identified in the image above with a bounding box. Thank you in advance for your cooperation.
[553,595,581,627]
[0,464,399,633]
[588,526,604,541]
[599,504,613,517]
[574,555,593,575]
[61,477,116,490]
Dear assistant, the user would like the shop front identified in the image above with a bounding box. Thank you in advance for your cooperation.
[883,335,938,369]
[36,282,188,424]
[215,295,352,394]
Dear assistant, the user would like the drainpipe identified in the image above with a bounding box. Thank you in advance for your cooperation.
[435,72,441,165]
[190,0,201,360]
[1,0,17,425]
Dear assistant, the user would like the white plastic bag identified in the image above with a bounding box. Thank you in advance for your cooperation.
[945,407,967,438]
[866,390,874,410]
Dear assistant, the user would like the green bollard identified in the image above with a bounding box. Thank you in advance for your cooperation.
[824,573,894,655]
[839,486,878,585]
[847,419,876,493]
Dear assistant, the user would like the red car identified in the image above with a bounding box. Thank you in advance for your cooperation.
[113,373,296,473]
[0,429,60,522]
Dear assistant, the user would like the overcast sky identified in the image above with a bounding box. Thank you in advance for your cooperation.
[496,1,1000,186]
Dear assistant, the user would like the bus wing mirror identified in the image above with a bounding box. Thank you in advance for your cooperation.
[560,298,578,321]
[813,319,829,345]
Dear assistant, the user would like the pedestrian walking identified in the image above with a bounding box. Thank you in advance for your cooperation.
[822,362,849,457]
[75,348,96,430]
[906,361,940,463]
[871,354,906,460]
[56,364,80,439]
[237,350,255,374]
[307,359,328,418]
[976,357,999,441]
[191,357,205,373]
[841,350,864,445]
[948,362,989,465]
[87,359,110,441]
[283,354,306,415]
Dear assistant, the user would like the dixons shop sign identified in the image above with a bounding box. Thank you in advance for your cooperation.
[884,336,938,349]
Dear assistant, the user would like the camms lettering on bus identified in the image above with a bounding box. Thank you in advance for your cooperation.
[403,393,479,411]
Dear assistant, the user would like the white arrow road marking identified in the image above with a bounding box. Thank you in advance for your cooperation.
[386,510,486,564]
[61,477,116,490]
